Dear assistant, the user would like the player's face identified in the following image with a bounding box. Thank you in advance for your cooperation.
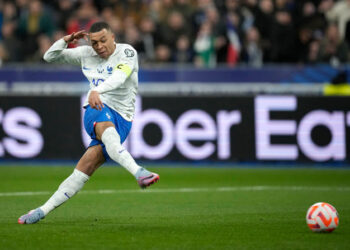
[90,29,116,59]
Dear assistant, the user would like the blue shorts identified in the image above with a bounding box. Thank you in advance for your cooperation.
[83,104,132,160]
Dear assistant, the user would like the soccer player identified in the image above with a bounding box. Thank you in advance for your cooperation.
[18,22,159,224]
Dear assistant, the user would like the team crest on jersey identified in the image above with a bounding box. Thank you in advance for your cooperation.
[107,65,113,74]
[124,49,135,57]
[97,66,104,74]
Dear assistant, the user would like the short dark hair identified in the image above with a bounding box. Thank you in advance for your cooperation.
[89,22,112,33]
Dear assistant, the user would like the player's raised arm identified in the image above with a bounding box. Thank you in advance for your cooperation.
[43,30,88,65]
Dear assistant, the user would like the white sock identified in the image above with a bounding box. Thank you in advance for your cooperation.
[40,169,89,216]
[101,127,141,176]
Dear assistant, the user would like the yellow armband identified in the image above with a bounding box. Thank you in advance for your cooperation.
[114,64,132,77]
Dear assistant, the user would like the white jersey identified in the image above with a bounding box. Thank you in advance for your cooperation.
[43,38,139,121]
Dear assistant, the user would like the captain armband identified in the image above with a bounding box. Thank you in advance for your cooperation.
[114,64,132,77]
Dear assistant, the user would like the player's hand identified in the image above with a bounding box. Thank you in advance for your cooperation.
[63,30,88,44]
[88,91,104,111]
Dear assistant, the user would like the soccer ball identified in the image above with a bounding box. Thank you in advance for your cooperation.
[306,202,339,232]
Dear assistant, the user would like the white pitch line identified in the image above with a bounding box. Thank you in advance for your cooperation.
[0,186,350,197]
[0,191,51,197]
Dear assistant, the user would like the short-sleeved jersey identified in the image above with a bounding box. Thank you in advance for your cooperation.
[43,39,138,121]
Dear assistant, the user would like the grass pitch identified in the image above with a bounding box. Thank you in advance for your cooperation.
[0,165,349,250]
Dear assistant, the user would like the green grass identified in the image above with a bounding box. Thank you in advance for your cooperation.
[0,165,349,250]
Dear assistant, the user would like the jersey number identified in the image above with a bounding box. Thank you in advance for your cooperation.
[92,78,104,86]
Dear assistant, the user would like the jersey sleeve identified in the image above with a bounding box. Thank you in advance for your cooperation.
[43,38,85,66]
[93,46,138,94]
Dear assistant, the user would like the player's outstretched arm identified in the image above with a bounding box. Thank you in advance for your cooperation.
[43,30,88,65]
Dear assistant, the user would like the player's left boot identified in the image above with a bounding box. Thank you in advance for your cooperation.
[18,208,45,224]
[135,167,159,189]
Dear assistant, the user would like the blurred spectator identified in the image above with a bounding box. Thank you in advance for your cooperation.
[173,35,194,63]
[155,44,172,63]
[139,16,158,63]
[296,1,328,59]
[114,0,148,26]
[110,17,124,40]
[254,0,274,62]
[17,0,55,61]
[206,6,229,64]
[147,0,164,23]
[0,0,349,66]
[31,34,51,62]
[327,0,350,52]
[158,11,191,51]
[101,7,124,40]
[53,29,66,42]
[239,1,255,33]
[307,40,321,64]
[66,1,98,47]
[54,0,75,31]
[318,0,334,13]
[93,0,120,12]
[275,0,288,11]
[192,0,215,31]
[296,27,313,63]
[101,6,114,21]
[123,24,145,55]
[15,0,29,17]
[0,1,19,40]
[194,21,216,67]
[241,26,263,67]
[317,23,349,66]
[225,11,242,66]
[296,1,327,34]
[270,10,297,62]
[173,0,195,22]
[326,0,350,41]
[224,0,240,12]
[0,21,22,62]
[2,1,18,23]
[159,0,176,21]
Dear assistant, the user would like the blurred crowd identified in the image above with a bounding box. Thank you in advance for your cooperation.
[0,0,350,67]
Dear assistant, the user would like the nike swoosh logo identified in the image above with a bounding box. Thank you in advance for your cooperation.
[118,149,125,154]
[83,66,91,70]
[64,192,70,198]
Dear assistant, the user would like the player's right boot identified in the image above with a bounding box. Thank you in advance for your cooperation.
[136,168,159,189]
[18,208,45,224]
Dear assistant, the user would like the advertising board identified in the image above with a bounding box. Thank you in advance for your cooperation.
[1,95,349,163]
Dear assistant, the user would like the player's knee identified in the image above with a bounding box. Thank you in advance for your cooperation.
[95,122,115,141]
[107,140,123,153]
[101,127,121,143]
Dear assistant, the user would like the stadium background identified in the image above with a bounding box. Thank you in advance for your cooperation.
[0,0,350,164]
